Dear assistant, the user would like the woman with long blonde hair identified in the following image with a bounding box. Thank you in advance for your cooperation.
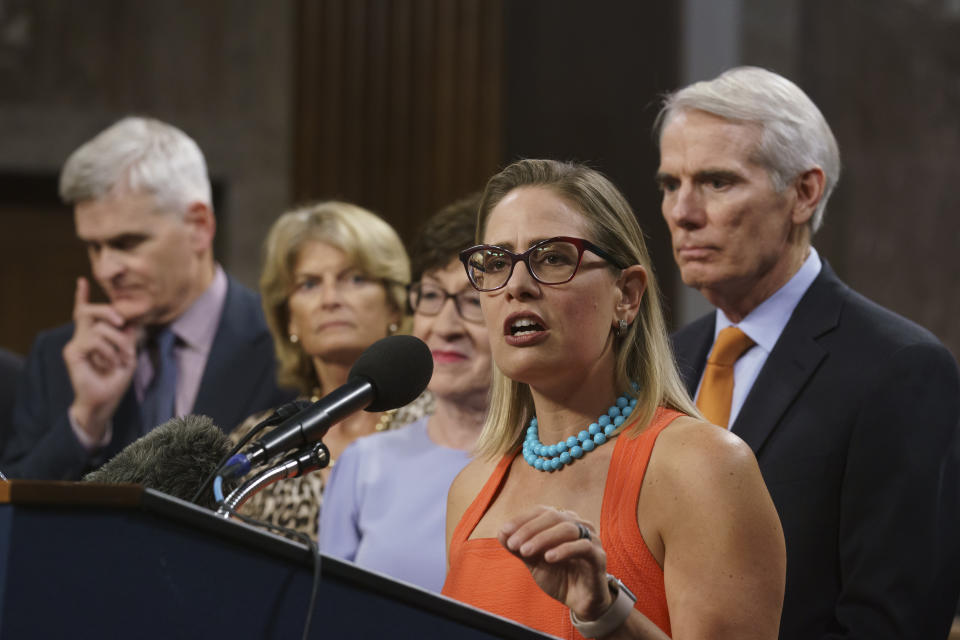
[442,159,785,639]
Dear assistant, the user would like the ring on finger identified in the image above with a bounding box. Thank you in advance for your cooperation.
[576,522,591,542]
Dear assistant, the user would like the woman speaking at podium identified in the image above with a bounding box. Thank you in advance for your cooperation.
[442,160,785,639]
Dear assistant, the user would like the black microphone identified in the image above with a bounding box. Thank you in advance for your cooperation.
[265,399,314,425]
[187,398,314,506]
[235,335,432,470]
[83,414,239,509]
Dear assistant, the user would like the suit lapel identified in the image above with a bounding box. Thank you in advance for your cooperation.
[672,313,715,397]
[731,264,846,454]
[109,386,146,454]
[192,277,260,422]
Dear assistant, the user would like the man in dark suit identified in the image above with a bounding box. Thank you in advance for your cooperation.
[1,117,293,481]
[656,67,960,639]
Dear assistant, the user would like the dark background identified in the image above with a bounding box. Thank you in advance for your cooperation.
[1,0,957,361]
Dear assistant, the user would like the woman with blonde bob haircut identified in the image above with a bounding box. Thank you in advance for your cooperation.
[260,200,410,394]
[443,159,785,639]
[230,200,422,538]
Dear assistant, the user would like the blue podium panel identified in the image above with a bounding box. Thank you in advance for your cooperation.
[0,482,557,640]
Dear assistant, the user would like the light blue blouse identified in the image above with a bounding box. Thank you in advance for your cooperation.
[319,417,472,592]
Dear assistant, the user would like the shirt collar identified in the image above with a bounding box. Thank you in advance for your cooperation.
[170,265,228,352]
[714,247,822,352]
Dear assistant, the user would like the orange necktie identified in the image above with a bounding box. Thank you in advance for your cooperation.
[696,327,755,428]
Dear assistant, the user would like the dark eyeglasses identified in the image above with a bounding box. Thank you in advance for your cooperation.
[459,236,626,292]
[408,282,484,323]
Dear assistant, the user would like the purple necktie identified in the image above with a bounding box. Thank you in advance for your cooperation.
[140,327,178,432]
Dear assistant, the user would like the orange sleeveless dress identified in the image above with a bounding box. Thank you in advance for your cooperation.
[442,407,682,639]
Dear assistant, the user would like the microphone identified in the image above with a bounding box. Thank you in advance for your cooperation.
[235,335,432,470]
[187,398,314,506]
[83,414,238,509]
[264,399,314,424]
[217,442,331,516]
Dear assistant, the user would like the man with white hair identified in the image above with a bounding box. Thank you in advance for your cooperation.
[2,117,292,481]
[657,67,960,638]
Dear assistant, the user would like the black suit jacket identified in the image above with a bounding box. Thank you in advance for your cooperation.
[0,348,24,458]
[672,263,960,640]
[1,275,295,480]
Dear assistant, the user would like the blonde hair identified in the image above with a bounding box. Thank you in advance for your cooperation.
[260,201,410,393]
[473,159,700,459]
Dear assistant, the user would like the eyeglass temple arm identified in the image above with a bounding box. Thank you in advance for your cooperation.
[586,243,628,269]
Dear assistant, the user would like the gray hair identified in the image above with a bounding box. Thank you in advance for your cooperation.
[59,116,212,213]
[655,66,840,233]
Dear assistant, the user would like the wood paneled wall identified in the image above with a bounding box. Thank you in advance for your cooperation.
[0,1,294,354]
[0,175,89,356]
[293,0,503,244]
[798,0,960,359]
[500,0,680,325]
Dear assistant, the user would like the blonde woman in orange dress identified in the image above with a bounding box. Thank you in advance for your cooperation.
[442,159,785,639]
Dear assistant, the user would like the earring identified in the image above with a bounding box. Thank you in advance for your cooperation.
[388,322,398,334]
[289,334,299,344]
[615,319,628,338]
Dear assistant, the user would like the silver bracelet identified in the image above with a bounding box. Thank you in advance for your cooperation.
[569,574,637,638]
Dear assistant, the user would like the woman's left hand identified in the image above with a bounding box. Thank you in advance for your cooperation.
[497,505,613,621]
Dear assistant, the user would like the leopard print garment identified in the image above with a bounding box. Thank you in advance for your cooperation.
[227,391,435,540]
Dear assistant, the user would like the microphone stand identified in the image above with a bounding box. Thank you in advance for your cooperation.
[215,442,330,640]
[217,442,330,518]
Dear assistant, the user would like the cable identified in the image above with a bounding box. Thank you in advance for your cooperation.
[189,400,311,505]
[213,475,226,504]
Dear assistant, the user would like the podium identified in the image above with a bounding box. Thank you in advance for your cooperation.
[0,481,557,639]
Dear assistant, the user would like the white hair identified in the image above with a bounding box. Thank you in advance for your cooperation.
[59,116,212,213]
[655,66,840,233]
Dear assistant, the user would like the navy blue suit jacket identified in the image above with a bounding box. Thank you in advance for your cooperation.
[0,348,24,457]
[672,263,960,639]
[1,275,295,480]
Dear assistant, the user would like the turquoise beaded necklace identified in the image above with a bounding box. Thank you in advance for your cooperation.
[522,391,638,471]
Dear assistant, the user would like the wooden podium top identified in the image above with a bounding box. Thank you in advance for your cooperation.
[0,479,143,506]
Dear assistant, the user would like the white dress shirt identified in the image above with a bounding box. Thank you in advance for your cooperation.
[696,247,822,428]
